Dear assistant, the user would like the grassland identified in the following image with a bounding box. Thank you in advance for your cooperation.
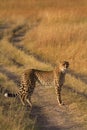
[0,0,87,130]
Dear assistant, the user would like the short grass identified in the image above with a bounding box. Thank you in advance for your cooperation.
[0,0,87,129]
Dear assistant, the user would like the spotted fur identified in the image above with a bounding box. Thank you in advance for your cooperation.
[4,61,69,107]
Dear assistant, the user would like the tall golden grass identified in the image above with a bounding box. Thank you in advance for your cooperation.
[22,9,87,74]
[0,0,87,129]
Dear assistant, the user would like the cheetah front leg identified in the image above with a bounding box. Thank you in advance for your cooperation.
[54,80,63,106]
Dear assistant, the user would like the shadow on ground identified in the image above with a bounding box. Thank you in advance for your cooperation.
[65,85,87,99]
[0,21,12,40]
[0,65,20,85]
[68,69,87,84]
[29,105,61,130]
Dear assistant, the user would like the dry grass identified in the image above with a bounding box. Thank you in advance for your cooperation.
[0,0,87,129]
[63,74,87,128]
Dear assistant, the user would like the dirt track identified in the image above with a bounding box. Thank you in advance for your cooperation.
[29,86,83,130]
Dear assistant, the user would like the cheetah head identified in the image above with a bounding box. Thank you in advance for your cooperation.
[59,61,69,73]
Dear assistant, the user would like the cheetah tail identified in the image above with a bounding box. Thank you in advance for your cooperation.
[4,92,17,98]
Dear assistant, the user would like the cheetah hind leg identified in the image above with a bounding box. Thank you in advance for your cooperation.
[24,94,32,107]
[19,94,32,107]
[19,94,26,106]
[26,98,32,107]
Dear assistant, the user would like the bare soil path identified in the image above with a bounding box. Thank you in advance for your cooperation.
[30,87,84,130]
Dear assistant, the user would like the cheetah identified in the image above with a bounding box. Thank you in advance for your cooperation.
[4,61,69,107]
